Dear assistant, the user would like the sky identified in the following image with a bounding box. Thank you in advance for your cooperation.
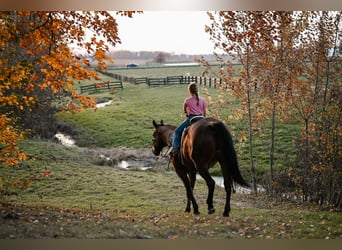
[113,11,215,55]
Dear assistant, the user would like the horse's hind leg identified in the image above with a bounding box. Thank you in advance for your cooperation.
[220,165,232,217]
[187,171,197,212]
[198,168,216,214]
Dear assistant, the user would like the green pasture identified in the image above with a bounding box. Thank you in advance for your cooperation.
[1,140,340,239]
[1,67,340,239]
[60,68,300,178]
[107,64,222,78]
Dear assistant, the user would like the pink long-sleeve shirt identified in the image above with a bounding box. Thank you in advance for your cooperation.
[184,96,207,116]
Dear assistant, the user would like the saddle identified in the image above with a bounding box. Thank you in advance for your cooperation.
[174,117,204,164]
[189,115,204,124]
[168,116,204,159]
[182,116,204,138]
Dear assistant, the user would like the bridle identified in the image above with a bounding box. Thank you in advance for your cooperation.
[153,125,174,169]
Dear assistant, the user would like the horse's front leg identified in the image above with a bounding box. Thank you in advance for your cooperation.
[175,167,199,214]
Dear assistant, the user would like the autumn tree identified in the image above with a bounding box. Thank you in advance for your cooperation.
[206,11,278,192]
[205,11,341,207]
[0,11,138,170]
[250,12,308,190]
[289,11,342,206]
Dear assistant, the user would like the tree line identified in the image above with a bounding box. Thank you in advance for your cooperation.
[202,11,341,208]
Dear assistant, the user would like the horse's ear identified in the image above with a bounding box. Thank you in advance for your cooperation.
[160,120,164,125]
[152,120,158,128]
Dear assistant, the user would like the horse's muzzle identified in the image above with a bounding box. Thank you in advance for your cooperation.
[152,147,160,156]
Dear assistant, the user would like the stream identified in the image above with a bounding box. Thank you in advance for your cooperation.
[54,131,261,193]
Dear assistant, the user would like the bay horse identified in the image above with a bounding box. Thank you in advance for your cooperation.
[152,118,250,217]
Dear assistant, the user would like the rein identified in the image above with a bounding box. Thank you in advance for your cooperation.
[153,122,175,170]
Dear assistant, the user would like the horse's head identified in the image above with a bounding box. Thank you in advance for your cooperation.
[152,119,171,156]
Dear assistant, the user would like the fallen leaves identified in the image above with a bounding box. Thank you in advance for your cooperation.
[1,200,341,239]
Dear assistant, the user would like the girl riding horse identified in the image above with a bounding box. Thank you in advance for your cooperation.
[170,82,208,157]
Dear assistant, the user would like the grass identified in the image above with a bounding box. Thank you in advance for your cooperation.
[2,67,338,239]
[1,140,341,239]
[58,72,299,178]
[106,64,222,78]
[59,82,188,148]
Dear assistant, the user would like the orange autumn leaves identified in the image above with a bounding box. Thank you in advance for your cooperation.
[0,114,27,166]
[0,11,138,167]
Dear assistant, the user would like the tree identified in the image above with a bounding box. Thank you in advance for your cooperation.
[289,11,342,206]
[0,11,138,168]
[154,52,169,64]
[206,11,276,193]
[205,11,342,207]
[251,12,308,189]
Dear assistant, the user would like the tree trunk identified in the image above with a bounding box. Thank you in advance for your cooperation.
[269,104,276,191]
[247,87,257,194]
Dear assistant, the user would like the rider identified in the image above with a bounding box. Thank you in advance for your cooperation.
[170,82,208,157]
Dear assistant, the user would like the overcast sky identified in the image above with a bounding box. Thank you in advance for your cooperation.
[113,11,215,55]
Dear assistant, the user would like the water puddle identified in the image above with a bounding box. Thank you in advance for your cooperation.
[54,100,112,147]
[96,100,112,108]
[117,159,152,171]
[54,132,75,147]
[197,175,265,194]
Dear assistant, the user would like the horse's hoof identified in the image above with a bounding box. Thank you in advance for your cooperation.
[208,208,216,214]
[194,210,200,215]
[223,212,229,217]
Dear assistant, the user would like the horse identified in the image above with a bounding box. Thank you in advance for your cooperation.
[152,118,250,217]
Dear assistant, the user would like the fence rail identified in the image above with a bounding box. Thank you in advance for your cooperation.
[167,75,183,84]
[80,81,123,94]
[135,77,148,84]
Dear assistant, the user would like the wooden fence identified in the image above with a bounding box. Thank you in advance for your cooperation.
[182,76,223,88]
[147,75,184,87]
[97,69,136,83]
[135,77,148,84]
[96,69,223,88]
[80,81,123,94]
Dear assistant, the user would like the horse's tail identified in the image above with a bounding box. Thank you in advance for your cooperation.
[212,121,250,188]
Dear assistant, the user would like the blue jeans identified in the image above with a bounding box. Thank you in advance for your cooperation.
[172,118,190,149]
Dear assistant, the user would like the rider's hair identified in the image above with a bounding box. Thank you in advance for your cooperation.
[188,82,199,106]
